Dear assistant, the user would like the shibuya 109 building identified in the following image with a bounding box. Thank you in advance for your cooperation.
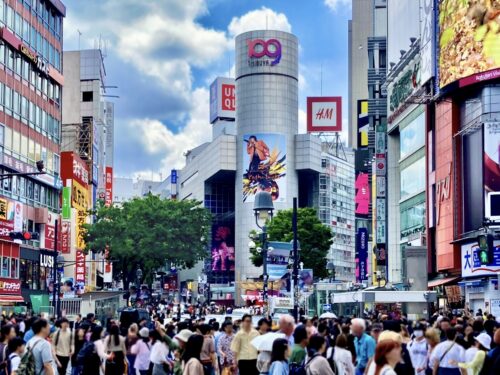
[174,30,354,305]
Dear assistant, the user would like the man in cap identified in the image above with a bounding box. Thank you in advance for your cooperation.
[408,324,428,375]
[155,321,193,375]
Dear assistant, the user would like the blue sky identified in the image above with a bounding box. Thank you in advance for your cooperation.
[63,0,352,179]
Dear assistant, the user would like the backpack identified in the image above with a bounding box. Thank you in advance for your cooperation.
[326,347,339,375]
[76,341,96,366]
[16,339,43,375]
[293,353,321,375]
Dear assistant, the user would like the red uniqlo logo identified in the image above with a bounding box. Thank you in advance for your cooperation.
[221,84,235,111]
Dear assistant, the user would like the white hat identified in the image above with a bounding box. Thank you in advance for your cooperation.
[139,327,150,338]
[175,329,193,343]
[475,333,491,350]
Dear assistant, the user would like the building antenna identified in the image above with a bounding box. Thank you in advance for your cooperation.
[77,29,82,50]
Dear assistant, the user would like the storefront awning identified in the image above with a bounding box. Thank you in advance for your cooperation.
[0,295,24,303]
[428,277,460,288]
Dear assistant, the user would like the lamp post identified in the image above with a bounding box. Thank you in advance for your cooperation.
[253,191,274,315]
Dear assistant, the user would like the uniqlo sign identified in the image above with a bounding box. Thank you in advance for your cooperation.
[307,97,342,132]
[75,251,86,283]
[221,84,235,111]
[209,77,235,123]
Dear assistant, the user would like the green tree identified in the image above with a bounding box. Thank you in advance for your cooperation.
[249,207,333,279]
[84,194,211,288]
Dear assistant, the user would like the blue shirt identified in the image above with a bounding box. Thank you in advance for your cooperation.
[268,360,289,375]
[23,329,35,342]
[354,333,375,370]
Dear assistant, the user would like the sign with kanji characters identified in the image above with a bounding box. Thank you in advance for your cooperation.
[0,199,7,221]
[62,187,71,219]
[61,220,71,254]
[75,210,87,251]
[105,167,113,207]
[75,251,86,284]
[72,180,88,211]
[44,212,59,250]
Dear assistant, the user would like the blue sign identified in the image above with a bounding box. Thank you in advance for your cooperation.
[357,228,368,282]
[323,304,331,311]
[171,169,177,184]
[461,241,500,278]
[268,264,288,281]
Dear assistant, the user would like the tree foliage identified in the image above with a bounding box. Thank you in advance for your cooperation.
[249,207,333,279]
[84,194,211,288]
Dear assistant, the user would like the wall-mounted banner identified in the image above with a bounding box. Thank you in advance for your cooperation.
[243,133,286,203]
[62,187,71,219]
[72,180,88,211]
[61,220,71,254]
[461,240,500,278]
[356,228,368,282]
[105,167,113,207]
[355,173,370,215]
[376,177,386,198]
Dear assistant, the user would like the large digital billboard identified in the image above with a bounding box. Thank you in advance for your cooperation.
[439,0,500,89]
[243,133,286,203]
[211,224,235,272]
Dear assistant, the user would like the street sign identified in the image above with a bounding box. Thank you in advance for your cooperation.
[323,304,331,311]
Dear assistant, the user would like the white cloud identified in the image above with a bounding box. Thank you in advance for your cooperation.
[324,0,351,12]
[228,7,292,36]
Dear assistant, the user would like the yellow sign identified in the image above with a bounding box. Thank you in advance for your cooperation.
[0,199,7,221]
[75,210,87,250]
[20,44,38,65]
[72,180,88,211]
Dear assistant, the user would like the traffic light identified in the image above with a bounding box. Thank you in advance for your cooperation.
[477,234,494,265]
[9,232,40,241]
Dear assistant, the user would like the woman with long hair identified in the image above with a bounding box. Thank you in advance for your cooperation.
[268,338,290,375]
[150,330,170,375]
[305,334,334,375]
[71,326,88,375]
[182,334,204,375]
[126,323,139,375]
[104,324,127,375]
[82,326,105,375]
[366,340,401,375]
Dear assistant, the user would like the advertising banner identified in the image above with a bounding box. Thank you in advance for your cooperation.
[211,224,235,272]
[105,167,113,207]
[461,240,500,278]
[44,212,58,250]
[243,133,286,203]
[356,228,368,282]
[376,198,386,221]
[62,187,71,219]
[268,264,288,281]
[0,278,21,295]
[298,269,313,292]
[438,0,500,89]
[376,243,387,266]
[0,198,8,221]
[0,219,14,240]
[376,157,386,176]
[376,177,386,198]
[60,152,89,187]
[75,250,86,288]
[419,0,435,85]
[307,97,342,132]
[355,173,370,215]
[484,122,500,196]
[75,210,87,251]
[2,154,57,187]
[357,100,369,147]
[209,77,235,123]
[61,220,71,254]
[72,180,88,211]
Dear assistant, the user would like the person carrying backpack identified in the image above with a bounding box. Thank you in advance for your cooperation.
[51,318,74,375]
[305,335,335,375]
[80,326,104,375]
[23,318,57,375]
[7,337,26,375]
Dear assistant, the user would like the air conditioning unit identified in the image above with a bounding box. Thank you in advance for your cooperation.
[486,192,500,222]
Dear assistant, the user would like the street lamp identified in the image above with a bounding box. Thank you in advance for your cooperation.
[253,191,274,314]
[326,261,336,283]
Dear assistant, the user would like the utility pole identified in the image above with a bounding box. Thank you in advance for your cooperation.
[292,197,299,322]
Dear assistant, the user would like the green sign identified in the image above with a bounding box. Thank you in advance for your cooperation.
[30,294,50,314]
[389,61,420,114]
[62,187,71,219]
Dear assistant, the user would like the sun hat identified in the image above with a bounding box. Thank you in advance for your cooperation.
[475,332,491,350]
[139,327,150,338]
[175,329,193,343]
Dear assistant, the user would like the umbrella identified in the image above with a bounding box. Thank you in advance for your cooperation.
[320,312,337,319]
[251,332,286,352]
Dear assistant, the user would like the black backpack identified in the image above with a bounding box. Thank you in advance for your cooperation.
[326,347,339,375]
[76,341,96,366]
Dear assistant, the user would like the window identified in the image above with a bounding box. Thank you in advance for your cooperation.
[0,2,4,26]
[28,139,35,160]
[12,131,20,154]
[15,12,21,37]
[13,91,19,116]
[31,26,36,49]
[6,6,13,31]
[23,19,30,42]
[11,258,19,279]
[400,111,425,159]
[21,135,27,158]
[21,96,28,119]
[22,60,29,81]
[4,127,11,151]
[0,43,4,65]
[82,91,93,102]
[2,257,10,277]
[53,154,60,175]
[4,86,11,112]
[34,142,41,161]
[400,157,426,200]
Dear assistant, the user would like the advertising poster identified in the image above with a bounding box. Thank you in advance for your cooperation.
[61,220,71,254]
[357,100,369,147]
[461,240,500,277]
[356,228,368,282]
[243,133,286,203]
[438,0,500,88]
[75,250,86,292]
[484,122,500,195]
[298,269,313,292]
[355,173,370,215]
[211,224,235,272]
[62,187,71,219]
[44,212,57,250]
[75,210,87,251]
[105,167,113,207]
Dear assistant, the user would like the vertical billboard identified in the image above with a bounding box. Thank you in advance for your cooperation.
[243,133,286,203]
[357,100,369,147]
[307,97,342,132]
[61,220,71,254]
[438,0,500,89]
[105,167,113,207]
[485,122,500,219]
[356,228,368,282]
[211,224,235,272]
[75,250,86,294]
[62,187,71,219]
[209,77,236,123]
[355,173,370,215]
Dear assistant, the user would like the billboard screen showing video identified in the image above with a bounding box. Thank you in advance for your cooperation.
[211,224,235,272]
[438,0,500,89]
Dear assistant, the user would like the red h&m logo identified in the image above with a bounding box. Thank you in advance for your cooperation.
[307,97,342,133]
[221,84,235,111]
[247,39,282,66]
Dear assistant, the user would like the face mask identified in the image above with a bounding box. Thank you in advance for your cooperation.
[414,330,423,338]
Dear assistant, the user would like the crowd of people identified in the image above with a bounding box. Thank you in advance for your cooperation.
[0,308,497,375]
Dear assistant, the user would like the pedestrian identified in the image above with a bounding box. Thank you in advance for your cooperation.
[182,334,204,375]
[230,314,259,375]
[268,338,289,375]
[104,324,127,375]
[27,318,57,375]
[365,339,401,375]
[52,318,74,375]
[289,325,308,367]
[278,315,296,347]
[126,323,139,375]
[304,334,334,375]
[199,324,216,375]
[7,337,25,375]
[81,326,105,375]
[71,325,88,375]
[408,324,429,375]
[429,327,465,375]
[482,328,500,375]
[453,332,490,375]
[351,318,376,375]
[329,334,355,375]
[258,318,271,335]
[217,322,235,375]
[0,323,16,374]
[155,321,193,375]
[131,327,152,375]
[150,330,171,375]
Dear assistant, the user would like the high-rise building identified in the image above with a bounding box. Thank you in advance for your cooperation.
[0,0,65,307]
[61,49,114,291]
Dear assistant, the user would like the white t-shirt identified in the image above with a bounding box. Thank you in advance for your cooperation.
[408,339,429,375]
[150,341,169,365]
[8,353,21,372]
[326,346,355,375]
[429,341,465,369]
[366,362,397,375]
